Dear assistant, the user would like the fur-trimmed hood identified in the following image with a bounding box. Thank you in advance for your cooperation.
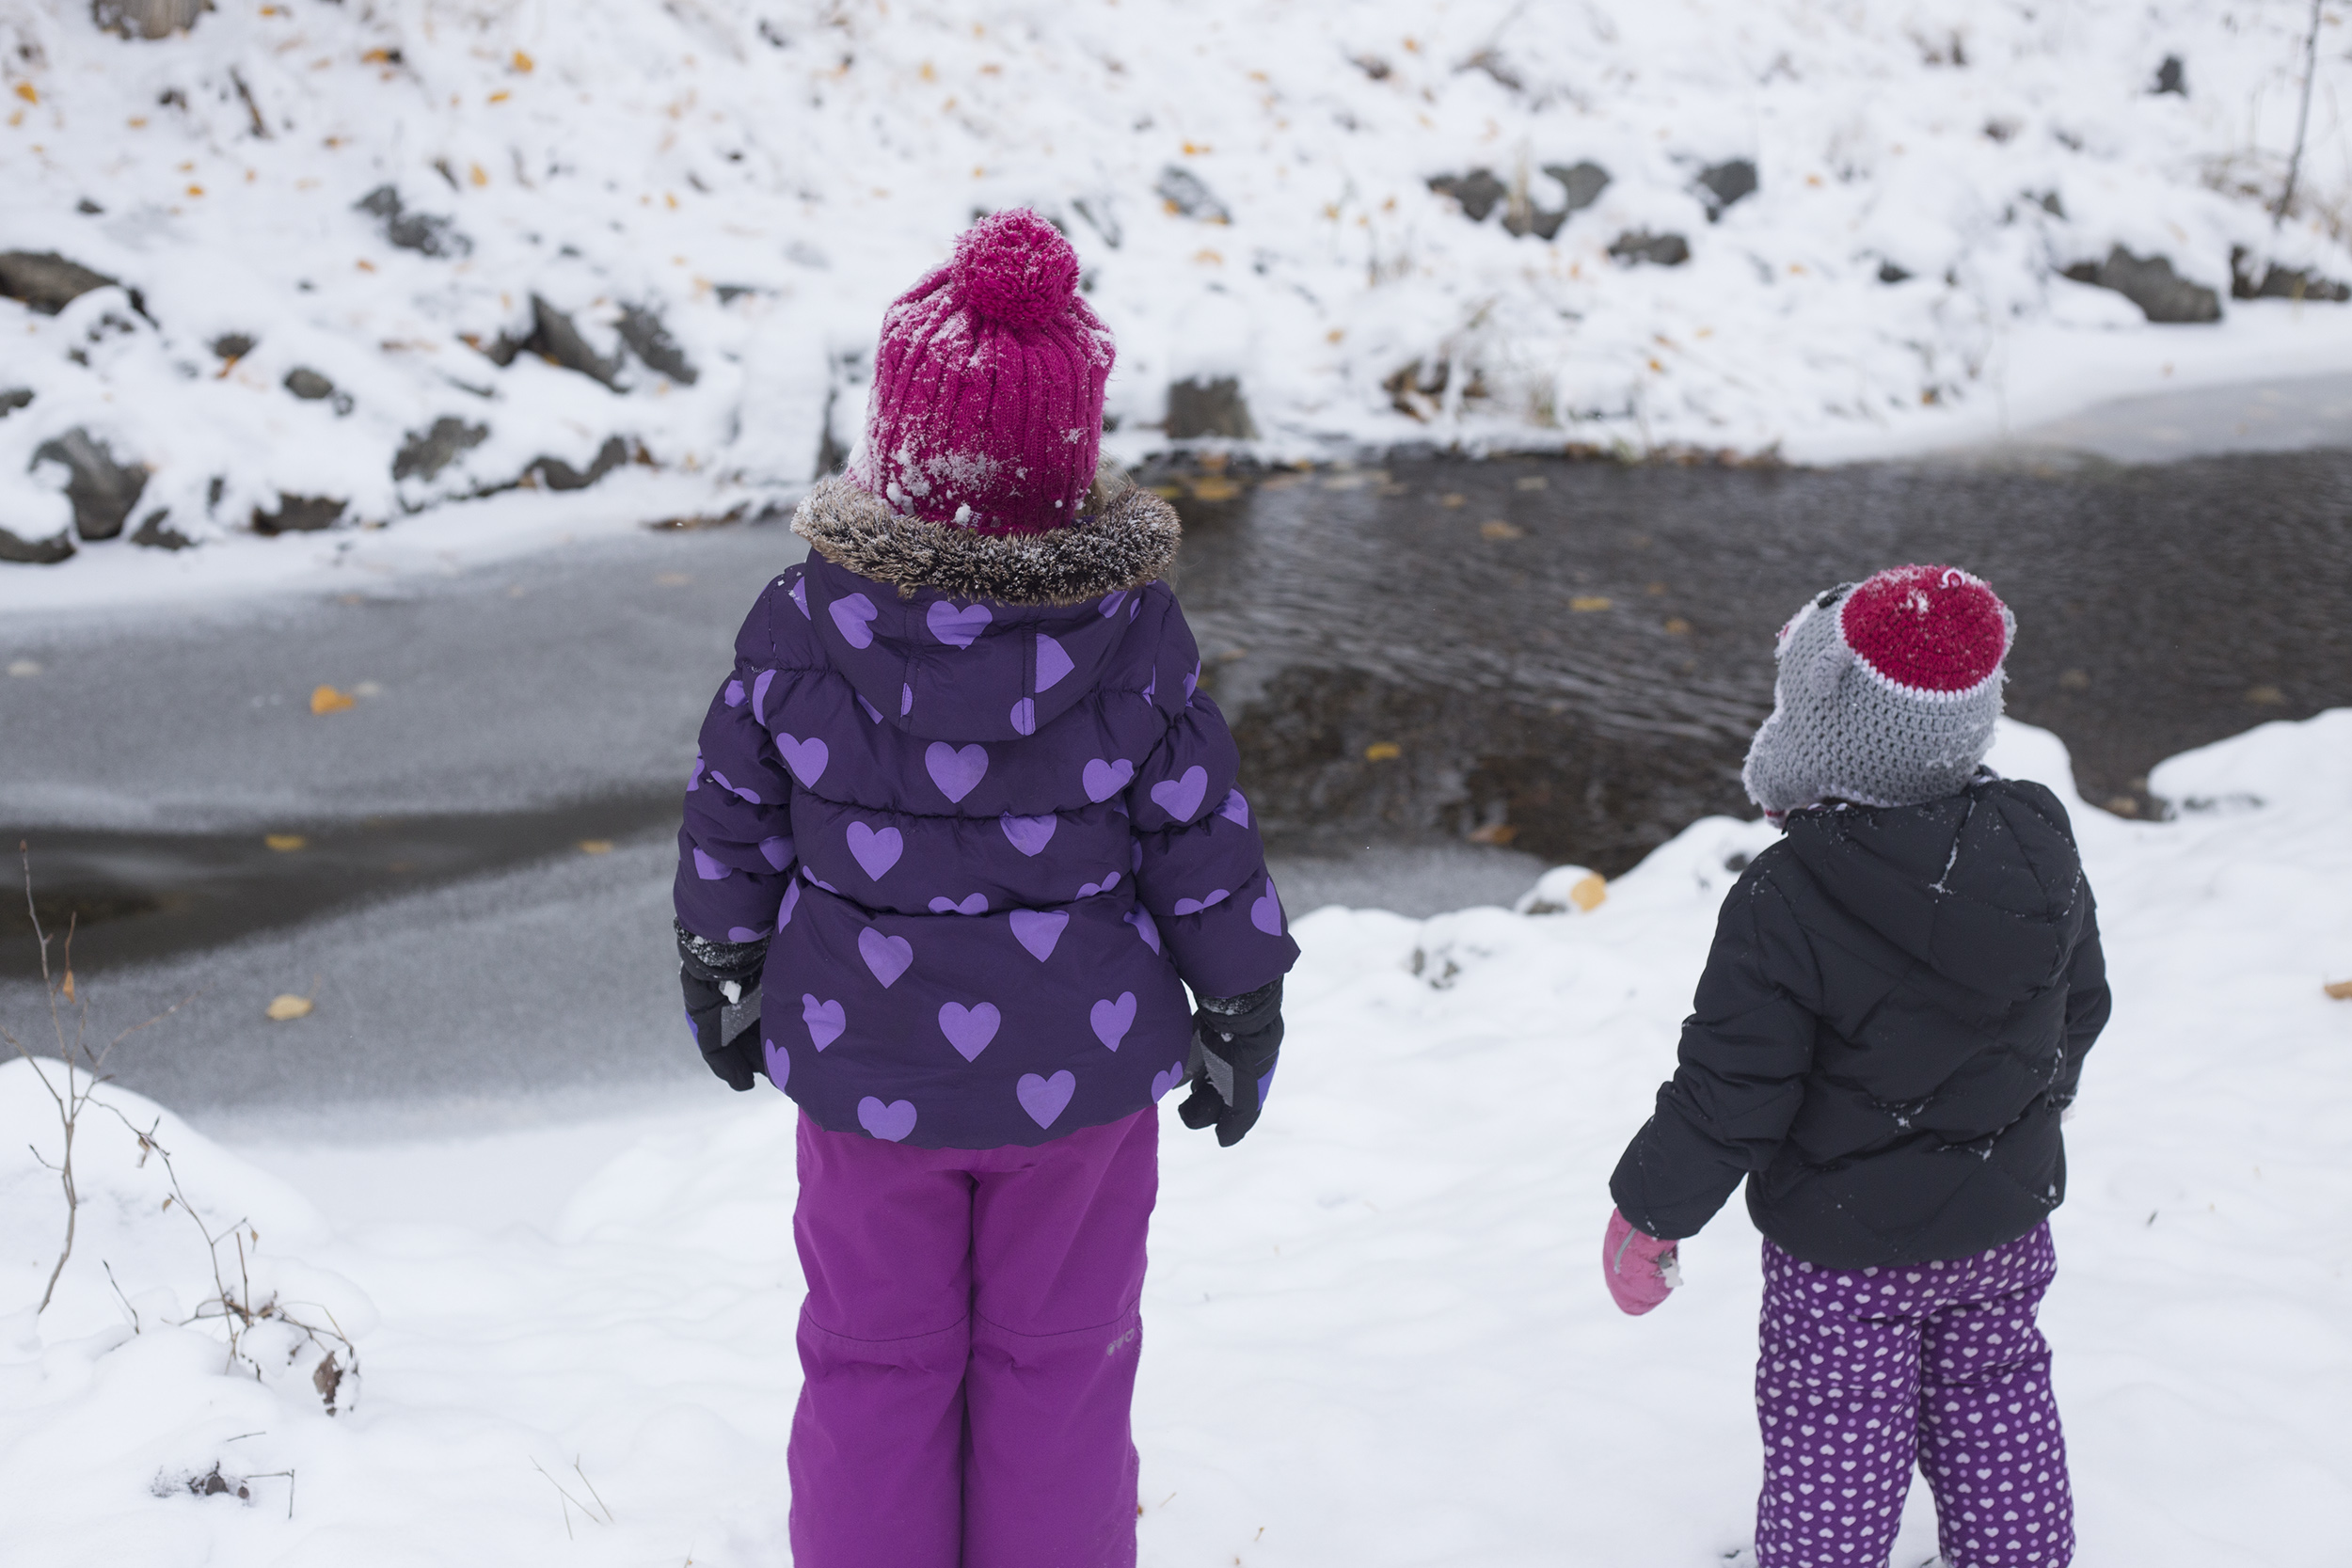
[792,461,1181,607]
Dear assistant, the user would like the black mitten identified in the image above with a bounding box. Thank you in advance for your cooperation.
[1178,977,1283,1148]
[676,920,768,1092]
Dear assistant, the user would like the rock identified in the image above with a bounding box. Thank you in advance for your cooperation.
[1541,162,1612,214]
[392,417,488,483]
[91,0,211,40]
[1878,260,1914,284]
[2231,248,2350,303]
[1165,378,1258,440]
[1429,168,1508,224]
[523,295,624,388]
[283,367,355,414]
[1154,166,1231,224]
[2153,55,2185,96]
[30,428,148,540]
[617,306,697,385]
[131,508,195,549]
[528,436,630,491]
[0,388,30,419]
[2062,246,2220,323]
[0,250,119,315]
[251,495,345,535]
[1695,159,1757,220]
[0,524,74,564]
[354,185,470,260]
[210,332,255,360]
[1609,230,1691,267]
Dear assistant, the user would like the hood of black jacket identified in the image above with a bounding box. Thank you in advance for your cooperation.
[1779,777,2087,1000]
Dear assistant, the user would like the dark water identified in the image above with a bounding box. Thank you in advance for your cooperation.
[5,447,2347,989]
[1161,448,2352,873]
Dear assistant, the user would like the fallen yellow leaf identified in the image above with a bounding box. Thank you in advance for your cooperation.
[1568,874,1608,912]
[1570,595,1613,612]
[265,994,314,1022]
[1480,520,1523,541]
[2326,980,2352,1001]
[1438,494,1467,509]
[469,163,488,187]
[578,839,614,855]
[310,685,357,714]
[1364,742,1402,762]
[1664,617,1692,635]
[13,82,35,103]
[1467,823,1518,847]
[512,49,534,72]
[264,833,308,852]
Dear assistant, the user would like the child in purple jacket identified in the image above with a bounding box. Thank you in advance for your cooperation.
[1603,565,2109,1568]
[672,210,1298,1568]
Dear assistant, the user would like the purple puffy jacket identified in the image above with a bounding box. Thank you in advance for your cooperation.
[675,467,1298,1148]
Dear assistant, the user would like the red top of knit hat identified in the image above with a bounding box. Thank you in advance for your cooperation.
[952,209,1082,332]
[1839,564,2009,692]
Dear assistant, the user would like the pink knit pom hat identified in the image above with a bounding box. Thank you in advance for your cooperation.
[851,210,1116,535]
[1742,563,2015,816]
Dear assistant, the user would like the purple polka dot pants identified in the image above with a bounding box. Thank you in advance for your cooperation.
[1754,1224,2073,1568]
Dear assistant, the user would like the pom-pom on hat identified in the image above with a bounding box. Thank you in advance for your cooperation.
[1742,564,2016,816]
[852,209,1115,536]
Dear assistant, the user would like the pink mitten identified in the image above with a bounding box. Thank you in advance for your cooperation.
[1603,1208,1682,1316]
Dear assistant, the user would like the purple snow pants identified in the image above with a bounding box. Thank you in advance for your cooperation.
[1755,1224,2073,1568]
[787,1106,1157,1568]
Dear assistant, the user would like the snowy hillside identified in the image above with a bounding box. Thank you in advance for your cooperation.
[4,712,2349,1565]
[3,0,2349,579]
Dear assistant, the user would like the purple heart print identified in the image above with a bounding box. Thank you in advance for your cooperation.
[759,834,794,870]
[929,894,990,916]
[788,577,810,619]
[926,742,989,802]
[692,848,731,881]
[1009,698,1037,736]
[1252,880,1285,935]
[764,1037,791,1088]
[1017,1069,1076,1129]
[1172,889,1231,916]
[900,682,914,716]
[830,592,879,649]
[1089,991,1136,1051]
[775,879,802,929]
[858,1097,916,1141]
[846,821,903,880]
[1036,633,1075,690]
[1000,814,1057,856]
[776,733,829,786]
[1010,908,1069,961]
[1124,906,1161,954]
[1082,757,1135,803]
[858,927,914,988]
[927,600,993,648]
[726,925,759,942]
[802,994,846,1050]
[856,693,883,724]
[1151,1062,1184,1101]
[723,678,745,708]
[753,668,774,718]
[1151,766,1209,820]
[939,1002,1001,1061]
[1218,789,1250,827]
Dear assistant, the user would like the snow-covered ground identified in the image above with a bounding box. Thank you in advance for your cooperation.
[5,710,2348,1566]
[5,0,2350,598]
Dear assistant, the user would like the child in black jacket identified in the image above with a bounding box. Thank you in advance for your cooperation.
[1605,565,2110,1568]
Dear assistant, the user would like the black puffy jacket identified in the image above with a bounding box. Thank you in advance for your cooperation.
[1609,776,2110,1269]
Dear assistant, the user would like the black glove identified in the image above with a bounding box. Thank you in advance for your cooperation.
[676,920,769,1092]
[1179,978,1283,1148]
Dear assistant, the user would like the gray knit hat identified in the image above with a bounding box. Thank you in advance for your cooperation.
[1742,563,2015,818]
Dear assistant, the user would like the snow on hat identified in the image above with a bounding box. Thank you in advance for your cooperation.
[1741,563,2016,816]
[852,209,1115,535]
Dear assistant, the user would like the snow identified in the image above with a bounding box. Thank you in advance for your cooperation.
[6,709,2349,1565]
[5,0,2351,604]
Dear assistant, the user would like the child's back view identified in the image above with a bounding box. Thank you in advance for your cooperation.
[1605,565,2110,1568]
[672,211,1298,1567]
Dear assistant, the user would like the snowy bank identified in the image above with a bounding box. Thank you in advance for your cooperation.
[3,0,2349,594]
[3,711,2350,1564]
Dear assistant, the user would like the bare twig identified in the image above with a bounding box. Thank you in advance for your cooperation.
[2277,0,2325,229]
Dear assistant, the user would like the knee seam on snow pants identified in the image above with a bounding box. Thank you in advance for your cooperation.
[799,1307,973,1358]
[972,1301,1140,1352]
